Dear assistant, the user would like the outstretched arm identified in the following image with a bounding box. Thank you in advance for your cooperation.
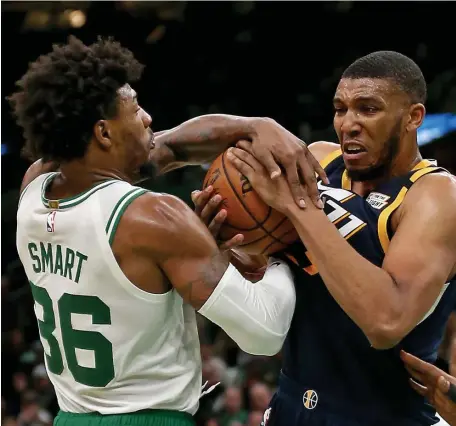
[130,192,296,356]
[228,146,456,349]
[149,114,329,208]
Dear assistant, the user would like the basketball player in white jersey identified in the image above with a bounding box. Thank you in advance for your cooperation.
[9,37,327,426]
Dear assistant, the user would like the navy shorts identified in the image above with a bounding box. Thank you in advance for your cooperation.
[260,372,440,426]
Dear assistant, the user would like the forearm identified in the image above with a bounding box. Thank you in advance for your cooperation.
[198,260,296,356]
[286,206,402,348]
[152,114,259,173]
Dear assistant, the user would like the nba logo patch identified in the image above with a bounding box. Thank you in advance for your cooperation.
[47,211,56,233]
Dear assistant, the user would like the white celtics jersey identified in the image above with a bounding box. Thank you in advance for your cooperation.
[16,173,202,415]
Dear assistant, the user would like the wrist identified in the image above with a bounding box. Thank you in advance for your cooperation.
[248,117,276,137]
[284,201,323,225]
[283,202,302,220]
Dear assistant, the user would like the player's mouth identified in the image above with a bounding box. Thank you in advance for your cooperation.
[342,141,367,160]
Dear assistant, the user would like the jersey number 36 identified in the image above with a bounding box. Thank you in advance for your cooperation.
[30,281,115,387]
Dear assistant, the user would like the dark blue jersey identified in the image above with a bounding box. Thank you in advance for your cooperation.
[278,150,456,425]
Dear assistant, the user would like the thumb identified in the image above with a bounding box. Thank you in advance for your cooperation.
[191,190,201,204]
[437,376,450,393]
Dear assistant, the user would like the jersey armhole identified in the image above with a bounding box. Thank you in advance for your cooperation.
[96,187,172,302]
[18,182,33,207]
[18,172,56,208]
[105,187,149,245]
[377,166,441,253]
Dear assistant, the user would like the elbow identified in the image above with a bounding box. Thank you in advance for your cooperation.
[366,323,405,350]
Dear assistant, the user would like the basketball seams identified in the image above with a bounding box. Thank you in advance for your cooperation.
[221,151,273,230]
[260,226,298,254]
[221,151,294,250]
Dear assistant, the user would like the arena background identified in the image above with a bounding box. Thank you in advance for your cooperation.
[2,2,455,426]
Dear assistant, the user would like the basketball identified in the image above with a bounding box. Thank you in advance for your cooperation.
[203,151,299,255]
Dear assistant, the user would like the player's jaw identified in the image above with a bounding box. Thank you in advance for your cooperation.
[344,132,400,182]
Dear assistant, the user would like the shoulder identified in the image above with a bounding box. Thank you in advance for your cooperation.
[308,141,340,164]
[398,171,456,233]
[21,160,60,192]
[404,171,456,212]
[118,191,214,258]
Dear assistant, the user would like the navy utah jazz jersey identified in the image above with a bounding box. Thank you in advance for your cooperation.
[279,150,456,425]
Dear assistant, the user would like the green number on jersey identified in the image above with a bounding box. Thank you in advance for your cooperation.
[30,282,115,387]
[59,294,114,387]
[30,281,64,375]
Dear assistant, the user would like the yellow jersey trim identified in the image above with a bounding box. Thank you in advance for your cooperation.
[319,149,342,170]
[377,166,439,253]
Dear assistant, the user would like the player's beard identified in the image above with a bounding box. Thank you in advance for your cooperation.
[347,120,401,182]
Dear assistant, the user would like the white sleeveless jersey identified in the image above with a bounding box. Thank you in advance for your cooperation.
[16,173,202,415]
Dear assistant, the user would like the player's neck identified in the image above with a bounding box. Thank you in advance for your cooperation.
[351,145,422,196]
[50,160,130,200]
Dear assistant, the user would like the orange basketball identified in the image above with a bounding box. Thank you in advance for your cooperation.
[203,151,299,255]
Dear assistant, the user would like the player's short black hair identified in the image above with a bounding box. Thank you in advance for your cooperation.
[8,36,145,162]
[341,51,427,104]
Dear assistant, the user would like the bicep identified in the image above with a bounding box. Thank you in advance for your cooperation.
[162,249,230,310]
[151,196,230,309]
[383,181,456,328]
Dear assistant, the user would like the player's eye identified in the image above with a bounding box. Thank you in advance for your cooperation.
[334,106,346,114]
[360,105,378,114]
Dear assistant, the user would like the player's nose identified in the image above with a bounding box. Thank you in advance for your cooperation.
[142,110,152,128]
[340,110,362,136]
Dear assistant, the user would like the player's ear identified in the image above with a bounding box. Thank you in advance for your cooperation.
[406,103,425,133]
[94,120,112,149]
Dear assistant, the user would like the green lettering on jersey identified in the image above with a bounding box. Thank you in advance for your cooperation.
[75,251,88,284]
[28,242,41,273]
[40,242,54,273]
[64,248,75,280]
[29,283,115,387]
[28,242,87,284]
[54,244,64,276]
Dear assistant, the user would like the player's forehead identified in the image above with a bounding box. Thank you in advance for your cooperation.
[117,84,137,105]
[334,78,396,104]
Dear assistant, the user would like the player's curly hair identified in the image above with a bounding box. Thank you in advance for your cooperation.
[8,36,145,162]
[342,51,427,104]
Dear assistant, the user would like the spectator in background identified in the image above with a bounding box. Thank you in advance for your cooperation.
[248,383,272,413]
[217,387,248,426]
[246,411,264,426]
[16,390,52,426]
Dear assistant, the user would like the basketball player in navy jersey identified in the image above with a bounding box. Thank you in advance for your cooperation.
[200,51,456,425]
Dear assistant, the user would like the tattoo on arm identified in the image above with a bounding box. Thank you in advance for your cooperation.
[164,130,214,162]
[180,250,230,310]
